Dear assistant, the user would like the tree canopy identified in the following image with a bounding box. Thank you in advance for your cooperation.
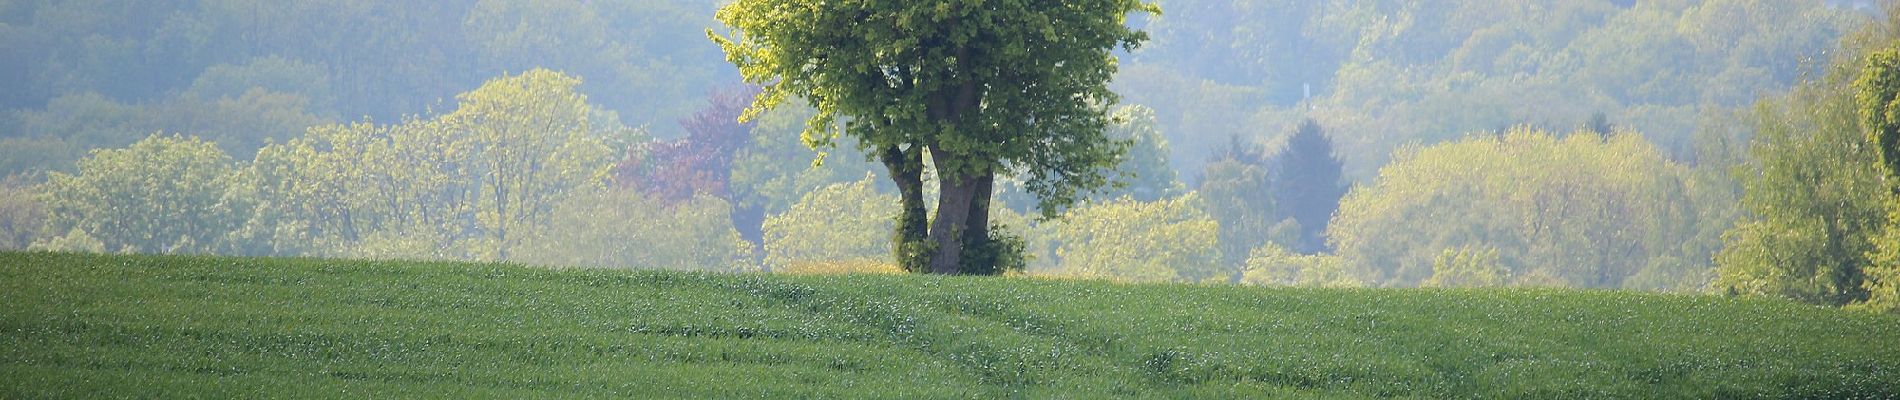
[714,0,1158,273]
[1331,129,1717,289]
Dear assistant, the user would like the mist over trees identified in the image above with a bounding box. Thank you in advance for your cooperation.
[0,0,1895,312]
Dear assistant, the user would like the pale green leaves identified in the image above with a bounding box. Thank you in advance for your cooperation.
[1045,193,1219,283]
[762,176,897,270]
[36,133,243,254]
[1333,128,1711,289]
[244,69,615,261]
[714,0,1156,213]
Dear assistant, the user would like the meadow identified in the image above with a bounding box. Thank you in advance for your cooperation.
[3,251,1897,398]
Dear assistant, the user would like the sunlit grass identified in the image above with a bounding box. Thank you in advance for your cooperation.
[774,259,905,275]
[3,252,1896,398]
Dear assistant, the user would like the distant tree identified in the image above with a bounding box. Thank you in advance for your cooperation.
[725,103,881,249]
[240,69,616,261]
[4,92,151,175]
[761,177,897,272]
[514,189,755,272]
[1239,243,1360,288]
[1333,129,1708,289]
[1423,245,1508,288]
[1715,67,1885,305]
[616,86,760,204]
[0,137,78,177]
[0,175,47,250]
[1583,112,1613,136]
[445,69,614,260]
[1102,105,1185,202]
[182,56,336,113]
[1868,225,1900,313]
[1197,135,1275,279]
[1271,119,1347,254]
[715,0,1157,274]
[37,133,246,254]
[1050,194,1221,283]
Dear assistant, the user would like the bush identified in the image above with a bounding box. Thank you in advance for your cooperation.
[514,190,755,272]
[0,175,46,250]
[1423,246,1508,288]
[1239,243,1361,288]
[1045,194,1221,283]
[762,177,897,271]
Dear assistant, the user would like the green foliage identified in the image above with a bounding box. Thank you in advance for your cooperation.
[1424,246,1509,288]
[1862,224,1900,314]
[36,133,245,254]
[238,69,617,261]
[714,0,1151,193]
[1716,41,1889,306]
[728,105,879,217]
[1100,105,1183,203]
[449,69,615,260]
[3,92,151,174]
[995,104,1183,212]
[7,252,1900,397]
[1047,194,1220,283]
[726,102,882,249]
[1194,140,1275,276]
[958,219,1029,276]
[1122,0,1865,178]
[1332,129,1714,289]
[761,177,897,271]
[27,228,104,254]
[1855,45,1900,314]
[165,87,328,159]
[1859,47,1900,183]
[1238,243,1360,288]
[182,56,335,110]
[514,190,755,272]
[715,0,1155,273]
[0,175,45,250]
[1,86,330,176]
[0,136,78,176]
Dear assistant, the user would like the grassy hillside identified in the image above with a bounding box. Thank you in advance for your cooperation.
[3,252,1897,398]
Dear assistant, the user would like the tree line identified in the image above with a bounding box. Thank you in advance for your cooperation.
[0,0,1895,314]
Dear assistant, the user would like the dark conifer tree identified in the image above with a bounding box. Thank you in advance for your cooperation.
[1271,119,1347,254]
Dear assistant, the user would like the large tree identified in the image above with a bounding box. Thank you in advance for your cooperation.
[1856,47,1900,313]
[1712,36,1890,306]
[713,0,1157,274]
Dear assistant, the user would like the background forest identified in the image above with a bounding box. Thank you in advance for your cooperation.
[1,0,1896,311]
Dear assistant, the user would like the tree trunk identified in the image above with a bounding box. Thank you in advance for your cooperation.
[965,173,993,247]
[928,173,979,274]
[881,144,931,273]
[926,151,996,275]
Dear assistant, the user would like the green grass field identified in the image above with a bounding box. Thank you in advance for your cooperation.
[3,252,1897,398]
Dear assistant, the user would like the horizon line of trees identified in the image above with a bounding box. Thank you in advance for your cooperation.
[0,0,1894,315]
